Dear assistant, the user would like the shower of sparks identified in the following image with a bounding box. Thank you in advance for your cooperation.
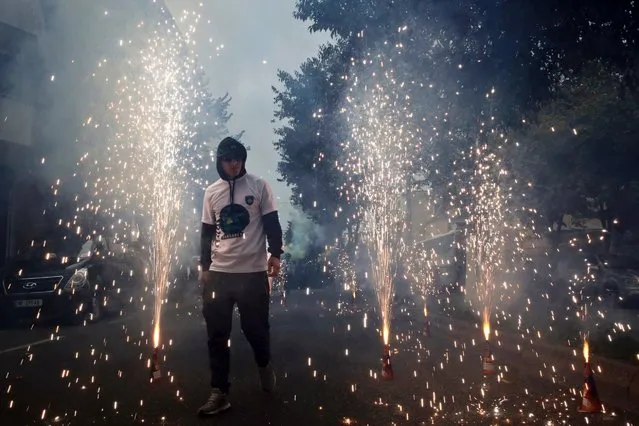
[272,256,289,304]
[448,140,518,342]
[138,17,199,349]
[405,243,438,310]
[464,143,506,340]
[337,246,359,299]
[340,47,421,347]
[71,8,209,349]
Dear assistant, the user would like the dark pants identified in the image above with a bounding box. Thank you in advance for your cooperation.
[201,271,271,393]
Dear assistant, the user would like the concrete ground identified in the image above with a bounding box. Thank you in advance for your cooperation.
[1,285,638,425]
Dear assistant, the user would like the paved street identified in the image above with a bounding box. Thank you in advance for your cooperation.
[1,286,638,425]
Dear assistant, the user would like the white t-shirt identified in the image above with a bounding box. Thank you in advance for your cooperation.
[201,173,277,273]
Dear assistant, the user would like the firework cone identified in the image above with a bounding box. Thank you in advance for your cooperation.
[150,347,161,380]
[578,362,602,413]
[482,342,496,376]
[381,344,394,380]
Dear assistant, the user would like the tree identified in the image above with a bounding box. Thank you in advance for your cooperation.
[512,60,639,254]
[279,0,639,266]
[295,0,639,118]
[273,41,358,244]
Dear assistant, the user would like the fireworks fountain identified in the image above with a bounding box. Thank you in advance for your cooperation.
[579,333,603,413]
[465,143,507,346]
[73,7,209,377]
[340,48,420,373]
[448,137,512,365]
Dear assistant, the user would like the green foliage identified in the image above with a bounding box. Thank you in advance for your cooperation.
[273,42,355,233]
[277,0,639,263]
[512,61,639,240]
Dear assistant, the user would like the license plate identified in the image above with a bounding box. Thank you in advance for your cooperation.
[14,299,43,308]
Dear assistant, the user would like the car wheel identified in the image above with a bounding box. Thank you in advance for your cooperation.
[61,292,101,326]
[63,302,90,326]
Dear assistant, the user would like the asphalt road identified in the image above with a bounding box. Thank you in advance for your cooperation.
[1,285,638,426]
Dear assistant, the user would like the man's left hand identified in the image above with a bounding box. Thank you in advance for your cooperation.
[267,256,281,277]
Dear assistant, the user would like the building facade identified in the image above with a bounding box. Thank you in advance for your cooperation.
[0,0,46,266]
[0,0,178,267]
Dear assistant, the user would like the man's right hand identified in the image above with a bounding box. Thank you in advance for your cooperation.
[198,269,210,285]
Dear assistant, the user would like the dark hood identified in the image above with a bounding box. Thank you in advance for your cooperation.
[216,137,248,181]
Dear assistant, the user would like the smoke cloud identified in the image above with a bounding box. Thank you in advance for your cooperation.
[285,208,327,261]
[1,2,225,265]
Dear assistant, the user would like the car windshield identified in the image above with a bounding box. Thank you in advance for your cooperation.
[13,230,86,262]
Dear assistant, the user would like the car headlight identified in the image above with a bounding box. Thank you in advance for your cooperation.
[64,268,89,291]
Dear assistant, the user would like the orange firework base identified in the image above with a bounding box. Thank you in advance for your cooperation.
[381,344,394,380]
[482,342,496,376]
[578,362,602,414]
[150,347,161,381]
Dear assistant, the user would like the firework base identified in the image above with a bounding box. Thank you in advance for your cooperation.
[381,344,394,380]
[578,362,602,414]
[150,348,161,381]
[482,342,495,376]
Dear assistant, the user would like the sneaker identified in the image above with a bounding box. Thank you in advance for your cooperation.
[198,388,231,416]
[259,364,276,392]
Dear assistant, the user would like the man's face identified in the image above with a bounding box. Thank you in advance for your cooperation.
[220,157,243,178]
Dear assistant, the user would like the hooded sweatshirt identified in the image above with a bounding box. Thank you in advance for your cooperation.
[200,137,283,273]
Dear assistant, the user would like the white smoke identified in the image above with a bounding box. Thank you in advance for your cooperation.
[285,209,326,260]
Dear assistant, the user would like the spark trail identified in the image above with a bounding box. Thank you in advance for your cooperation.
[341,51,420,346]
[76,8,208,350]
[467,143,507,341]
[135,19,196,350]
[449,135,524,342]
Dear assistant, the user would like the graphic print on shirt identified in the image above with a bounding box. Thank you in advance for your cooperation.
[218,203,250,240]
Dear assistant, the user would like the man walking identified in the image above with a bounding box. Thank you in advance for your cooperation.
[198,137,283,416]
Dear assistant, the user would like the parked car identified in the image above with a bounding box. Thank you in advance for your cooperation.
[0,233,150,325]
